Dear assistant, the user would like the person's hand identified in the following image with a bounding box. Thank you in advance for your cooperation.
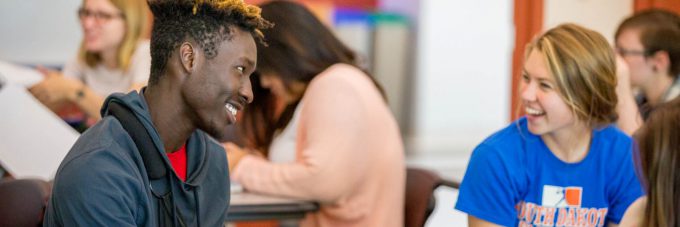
[614,54,643,135]
[224,142,262,172]
[616,54,633,94]
[29,67,82,108]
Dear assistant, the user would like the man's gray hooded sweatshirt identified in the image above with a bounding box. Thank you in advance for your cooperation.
[43,90,230,226]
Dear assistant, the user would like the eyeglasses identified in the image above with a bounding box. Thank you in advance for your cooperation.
[615,46,649,57]
[77,8,124,23]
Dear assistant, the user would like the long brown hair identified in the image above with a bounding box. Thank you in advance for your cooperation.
[239,1,384,154]
[635,97,680,227]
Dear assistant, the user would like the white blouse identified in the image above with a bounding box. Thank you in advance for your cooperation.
[62,41,150,97]
[267,102,303,163]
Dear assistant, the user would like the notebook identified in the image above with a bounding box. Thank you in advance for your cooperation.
[0,68,78,180]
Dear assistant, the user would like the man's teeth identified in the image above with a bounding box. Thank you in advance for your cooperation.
[226,103,237,116]
[526,107,545,115]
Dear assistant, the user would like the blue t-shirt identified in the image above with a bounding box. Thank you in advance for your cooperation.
[455,118,643,227]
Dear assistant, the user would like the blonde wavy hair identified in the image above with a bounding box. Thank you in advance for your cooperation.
[525,23,618,128]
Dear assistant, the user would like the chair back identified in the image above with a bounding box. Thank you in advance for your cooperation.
[405,167,442,227]
[0,179,51,227]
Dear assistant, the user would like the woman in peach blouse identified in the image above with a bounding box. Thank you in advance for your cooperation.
[224,1,405,226]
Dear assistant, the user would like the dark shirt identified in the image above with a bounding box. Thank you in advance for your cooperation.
[44,90,230,227]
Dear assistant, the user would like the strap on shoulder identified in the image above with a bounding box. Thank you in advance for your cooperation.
[107,101,186,226]
[107,101,167,180]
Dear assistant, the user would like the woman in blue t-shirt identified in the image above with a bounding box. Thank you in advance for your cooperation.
[455,23,644,227]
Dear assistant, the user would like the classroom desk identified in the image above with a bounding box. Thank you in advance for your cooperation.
[226,192,319,222]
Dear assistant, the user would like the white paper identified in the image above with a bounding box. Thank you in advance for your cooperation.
[0,61,43,87]
[0,83,79,180]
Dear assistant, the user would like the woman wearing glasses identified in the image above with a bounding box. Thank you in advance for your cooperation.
[614,9,680,135]
[30,0,149,124]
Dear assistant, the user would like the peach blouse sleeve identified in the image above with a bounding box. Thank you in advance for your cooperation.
[232,67,370,203]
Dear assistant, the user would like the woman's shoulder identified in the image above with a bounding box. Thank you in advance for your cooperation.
[593,124,633,147]
[481,118,532,147]
[472,118,534,161]
[310,63,368,86]
[304,64,369,96]
[323,63,364,74]
[591,125,634,161]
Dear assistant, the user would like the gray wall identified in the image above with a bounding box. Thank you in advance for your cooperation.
[0,0,82,66]
[411,0,513,154]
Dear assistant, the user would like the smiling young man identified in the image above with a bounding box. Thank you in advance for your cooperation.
[43,0,271,226]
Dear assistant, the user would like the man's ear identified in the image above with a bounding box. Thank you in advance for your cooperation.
[179,42,195,73]
[650,50,670,74]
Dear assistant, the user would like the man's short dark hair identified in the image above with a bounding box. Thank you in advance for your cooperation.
[616,9,680,76]
[147,0,272,85]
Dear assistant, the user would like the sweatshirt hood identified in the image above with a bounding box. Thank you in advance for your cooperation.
[100,89,210,185]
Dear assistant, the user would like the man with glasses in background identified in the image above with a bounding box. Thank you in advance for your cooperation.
[614,9,680,134]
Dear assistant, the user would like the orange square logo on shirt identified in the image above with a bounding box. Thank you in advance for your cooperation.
[542,185,583,208]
